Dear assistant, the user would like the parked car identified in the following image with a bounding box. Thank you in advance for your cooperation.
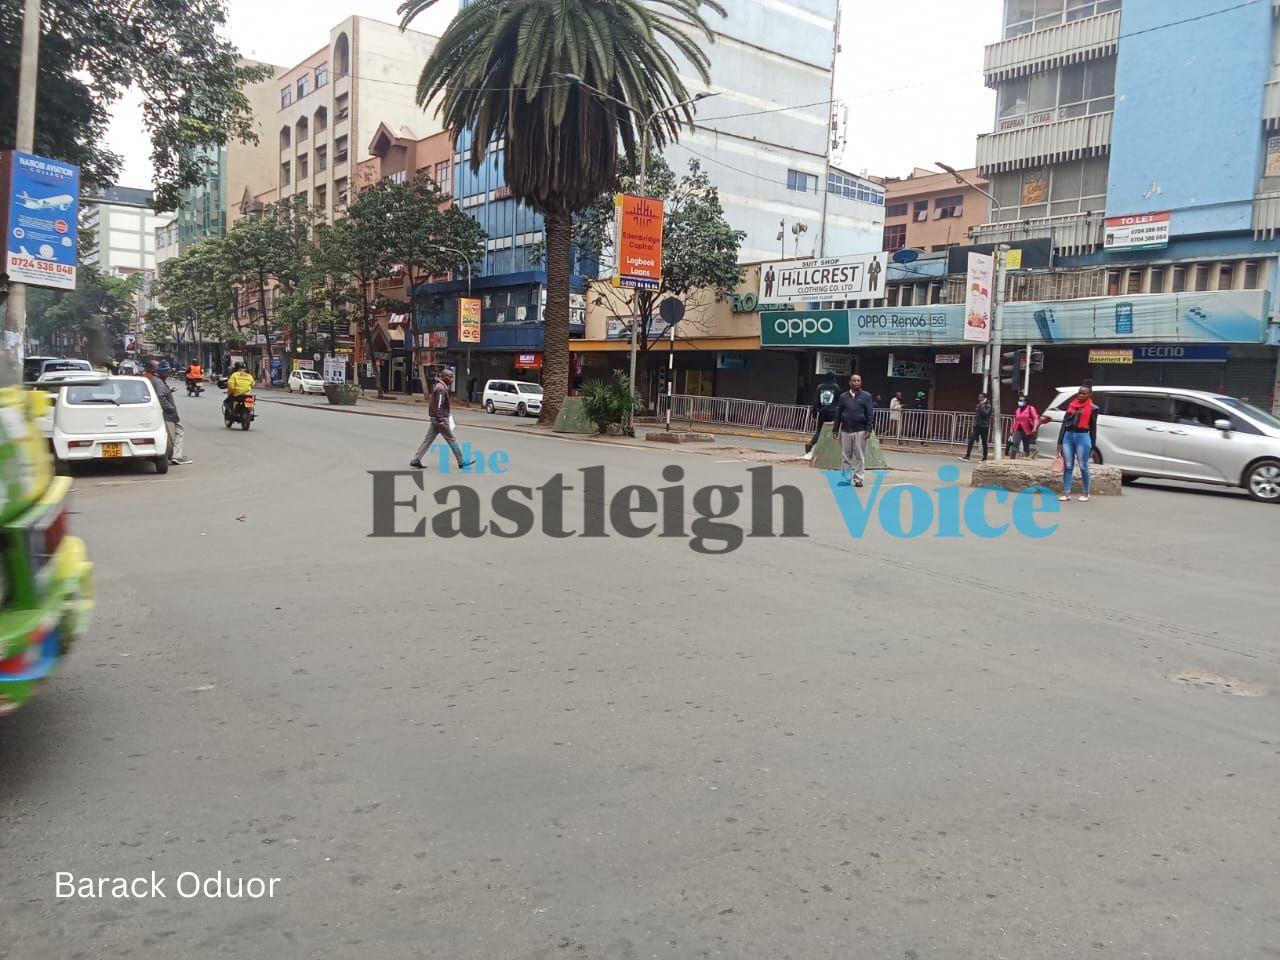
[51,376,171,474]
[287,368,326,394]
[22,356,92,384]
[0,366,94,717]
[482,379,543,417]
[1038,385,1280,502]
[32,370,106,440]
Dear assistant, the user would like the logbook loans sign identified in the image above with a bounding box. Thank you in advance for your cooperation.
[613,193,664,291]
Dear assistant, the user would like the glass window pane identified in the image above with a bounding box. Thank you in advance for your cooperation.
[1088,97,1115,114]
[1086,59,1115,99]
[1020,204,1048,219]
[1081,156,1109,197]
[1059,102,1087,119]
[992,172,1021,210]
[1060,64,1086,105]
[1021,169,1049,205]
[1036,0,1064,15]
[1050,199,1081,216]
[1029,73,1057,112]
[1007,0,1036,26]
[1051,161,1082,200]
[998,77,1029,119]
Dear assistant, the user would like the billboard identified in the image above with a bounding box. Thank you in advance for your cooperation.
[457,297,482,344]
[613,193,664,290]
[1104,211,1171,252]
[963,253,993,344]
[2,151,80,291]
[758,251,886,301]
[946,238,1051,274]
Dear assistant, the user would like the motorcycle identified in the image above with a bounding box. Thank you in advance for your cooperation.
[223,394,256,431]
[186,376,204,397]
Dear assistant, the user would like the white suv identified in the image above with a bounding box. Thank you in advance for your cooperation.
[1038,385,1280,502]
[482,379,543,417]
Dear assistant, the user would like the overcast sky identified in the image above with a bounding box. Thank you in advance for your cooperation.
[104,0,999,190]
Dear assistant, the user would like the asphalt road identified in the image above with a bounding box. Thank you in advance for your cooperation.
[2,393,1278,959]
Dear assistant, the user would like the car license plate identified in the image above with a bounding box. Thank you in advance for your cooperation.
[101,442,123,458]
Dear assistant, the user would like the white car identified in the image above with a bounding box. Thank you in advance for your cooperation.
[482,379,543,417]
[33,370,105,439]
[288,369,326,394]
[1038,385,1280,502]
[52,376,171,474]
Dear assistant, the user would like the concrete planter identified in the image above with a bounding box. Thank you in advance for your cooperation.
[323,383,360,406]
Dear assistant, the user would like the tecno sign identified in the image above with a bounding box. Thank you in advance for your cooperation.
[760,310,851,347]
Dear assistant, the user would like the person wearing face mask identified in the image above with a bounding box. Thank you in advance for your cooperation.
[1057,380,1099,502]
[1007,394,1040,459]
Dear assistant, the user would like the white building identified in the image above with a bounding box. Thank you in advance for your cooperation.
[81,186,164,276]
[664,0,884,261]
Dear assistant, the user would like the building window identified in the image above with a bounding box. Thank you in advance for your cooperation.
[280,87,292,108]
[886,202,908,217]
[1126,270,1142,294]
[335,94,350,124]
[297,154,309,179]
[1171,266,1187,293]
[933,194,963,219]
[334,33,350,78]
[280,126,291,150]
[1194,264,1210,291]
[314,106,328,133]
[297,75,310,100]
[913,200,929,222]
[1149,266,1166,292]
[882,223,907,252]
[280,161,291,186]
[296,117,309,143]
[786,169,818,193]
[315,146,327,173]
[316,63,328,89]
[997,56,1115,129]
[314,184,327,209]
[385,169,407,184]
[335,136,349,166]
[434,160,452,194]
[1006,0,1119,37]
[1218,263,1235,290]
[1106,270,1121,296]
[335,177,350,209]
[827,170,885,205]
[1244,260,1261,288]
[990,156,1107,221]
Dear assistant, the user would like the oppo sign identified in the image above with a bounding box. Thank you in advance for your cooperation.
[761,310,851,347]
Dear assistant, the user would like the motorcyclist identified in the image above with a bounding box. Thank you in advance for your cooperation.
[224,362,255,420]
[186,359,204,395]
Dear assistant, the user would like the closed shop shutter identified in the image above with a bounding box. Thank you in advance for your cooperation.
[1222,359,1277,405]
[1092,362,1223,389]
[1094,363,1160,387]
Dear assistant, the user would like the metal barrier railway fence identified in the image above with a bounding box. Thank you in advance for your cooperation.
[654,394,1016,447]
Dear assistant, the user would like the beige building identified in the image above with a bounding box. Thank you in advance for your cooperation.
[880,167,990,254]
[272,17,443,222]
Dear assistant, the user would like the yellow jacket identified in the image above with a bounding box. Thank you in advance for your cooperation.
[227,371,255,396]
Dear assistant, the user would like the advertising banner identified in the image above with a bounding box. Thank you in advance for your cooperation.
[1089,348,1133,364]
[1104,211,1171,252]
[458,297,482,344]
[2,151,80,291]
[963,253,993,344]
[758,251,886,301]
[613,193,664,290]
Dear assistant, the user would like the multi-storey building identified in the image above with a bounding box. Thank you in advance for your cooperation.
[81,186,164,276]
[272,17,442,224]
[880,166,990,256]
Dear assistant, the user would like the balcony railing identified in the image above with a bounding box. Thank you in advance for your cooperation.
[984,10,1121,86]
[977,111,1112,176]
[970,210,1107,256]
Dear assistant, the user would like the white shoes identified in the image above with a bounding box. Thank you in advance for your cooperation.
[801,450,814,461]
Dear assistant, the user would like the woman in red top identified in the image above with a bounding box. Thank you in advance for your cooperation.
[1008,394,1040,459]
[1057,380,1099,502]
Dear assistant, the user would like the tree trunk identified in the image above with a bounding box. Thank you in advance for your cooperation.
[257,273,272,384]
[540,212,572,425]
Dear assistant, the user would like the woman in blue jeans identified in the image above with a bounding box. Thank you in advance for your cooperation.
[1057,380,1099,502]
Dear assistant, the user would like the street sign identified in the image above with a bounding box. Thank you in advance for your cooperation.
[1,151,80,291]
[659,298,685,326]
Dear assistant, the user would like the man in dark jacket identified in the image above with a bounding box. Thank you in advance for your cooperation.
[410,369,474,470]
[802,372,841,461]
[832,373,875,487]
[962,392,993,462]
[147,361,192,465]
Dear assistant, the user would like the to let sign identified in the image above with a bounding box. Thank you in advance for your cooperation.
[1104,212,1171,252]
[613,193,664,291]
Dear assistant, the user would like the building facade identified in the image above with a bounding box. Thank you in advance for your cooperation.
[881,166,990,256]
[81,186,163,276]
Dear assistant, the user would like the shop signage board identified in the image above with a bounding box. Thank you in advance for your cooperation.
[935,353,962,364]
[1104,211,1171,252]
[887,354,933,380]
[814,351,854,377]
[1089,348,1133,364]
[757,251,887,301]
[761,290,1269,348]
[613,193,664,290]
[1,150,80,291]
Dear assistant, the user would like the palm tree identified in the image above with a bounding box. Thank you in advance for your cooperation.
[399,0,725,424]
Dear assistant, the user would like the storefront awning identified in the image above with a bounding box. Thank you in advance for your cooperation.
[570,336,760,353]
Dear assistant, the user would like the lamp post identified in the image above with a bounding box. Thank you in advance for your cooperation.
[936,162,1001,215]
[435,245,475,395]
[3,0,43,370]
[556,73,718,396]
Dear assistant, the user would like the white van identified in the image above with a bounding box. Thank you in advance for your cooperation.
[52,376,171,474]
[1038,385,1280,502]
[482,379,543,417]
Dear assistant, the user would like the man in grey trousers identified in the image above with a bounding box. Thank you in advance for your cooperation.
[410,369,474,470]
[832,373,875,487]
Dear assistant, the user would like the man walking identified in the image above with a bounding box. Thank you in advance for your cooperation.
[410,369,474,470]
[961,392,993,462]
[148,361,192,465]
[802,372,841,461]
[889,391,903,439]
[832,373,875,487]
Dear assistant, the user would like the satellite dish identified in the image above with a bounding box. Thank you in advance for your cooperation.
[892,248,920,264]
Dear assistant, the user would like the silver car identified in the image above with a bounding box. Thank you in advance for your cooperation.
[1038,385,1280,503]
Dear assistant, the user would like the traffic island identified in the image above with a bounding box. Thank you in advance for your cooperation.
[971,461,1123,495]
[552,398,597,434]
[808,425,889,471]
[646,430,716,443]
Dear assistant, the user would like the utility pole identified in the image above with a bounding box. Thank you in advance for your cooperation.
[5,0,43,367]
[990,243,1009,462]
[630,123,650,395]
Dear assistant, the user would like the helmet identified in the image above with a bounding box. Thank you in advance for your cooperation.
[233,362,246,371]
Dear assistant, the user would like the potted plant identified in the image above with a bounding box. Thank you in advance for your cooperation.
[323,381,360,405]
[580,375,642,436]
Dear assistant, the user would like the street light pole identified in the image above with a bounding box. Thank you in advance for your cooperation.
[436,245,474,394]
[4,0,44,368]
[990,243,1010,462]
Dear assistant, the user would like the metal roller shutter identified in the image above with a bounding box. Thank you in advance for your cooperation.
[1222,359,1277,405]
[1092,362,1223,391]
